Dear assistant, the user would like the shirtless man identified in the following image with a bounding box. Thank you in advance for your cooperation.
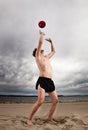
[28,31,58,125]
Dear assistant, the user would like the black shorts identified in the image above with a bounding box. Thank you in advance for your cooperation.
[36,77,55,92]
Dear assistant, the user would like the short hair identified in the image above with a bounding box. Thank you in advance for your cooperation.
[32,48,37,57]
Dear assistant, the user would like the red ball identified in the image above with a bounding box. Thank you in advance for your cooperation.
[38,20,46,28]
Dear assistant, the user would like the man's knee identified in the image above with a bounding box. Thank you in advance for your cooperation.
[37,99,44,106]
[55,98,59,104]
[56,98,59,103]
[53,98,58,105]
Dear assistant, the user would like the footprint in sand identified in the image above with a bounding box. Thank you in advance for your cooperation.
[55,116,70,124]
[71,115,86,126]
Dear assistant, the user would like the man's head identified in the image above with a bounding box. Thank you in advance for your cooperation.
[32,48,44,57]
[32,48,37,57]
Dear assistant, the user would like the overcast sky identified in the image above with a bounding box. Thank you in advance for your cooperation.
[0,0,88,95]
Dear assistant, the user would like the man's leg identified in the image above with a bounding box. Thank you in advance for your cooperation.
[28,85,45,125]
[48,91,58,122]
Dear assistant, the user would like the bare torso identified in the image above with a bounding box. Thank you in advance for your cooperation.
[36,55,52,78]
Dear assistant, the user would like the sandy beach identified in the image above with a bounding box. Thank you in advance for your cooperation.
[0,102,88,130]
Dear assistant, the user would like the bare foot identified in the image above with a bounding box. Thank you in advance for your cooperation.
[27,120,33,126]
[48,119,57,125]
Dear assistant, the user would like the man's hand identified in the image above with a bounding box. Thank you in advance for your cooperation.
[45,38,52,43]
[39,30,45,35]
[45,38,55,58]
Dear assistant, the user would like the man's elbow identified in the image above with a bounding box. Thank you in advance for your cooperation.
[52,49,56,53]
[53,50,56,54]
[51,50,55,56]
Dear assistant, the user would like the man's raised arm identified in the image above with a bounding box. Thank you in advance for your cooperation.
[36,31,45,56]
[45,38,56,59]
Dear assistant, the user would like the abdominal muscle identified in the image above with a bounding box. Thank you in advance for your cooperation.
[36,57,52,78]
[39,69,52,78]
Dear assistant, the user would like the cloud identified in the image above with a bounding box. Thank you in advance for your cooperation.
[0,0,88,95]
[51,57,88,95]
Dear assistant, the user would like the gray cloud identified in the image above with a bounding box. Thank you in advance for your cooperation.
[54,58,88,95]
[0,0,88,95]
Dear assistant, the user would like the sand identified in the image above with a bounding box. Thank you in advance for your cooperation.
[0,102,88,130]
